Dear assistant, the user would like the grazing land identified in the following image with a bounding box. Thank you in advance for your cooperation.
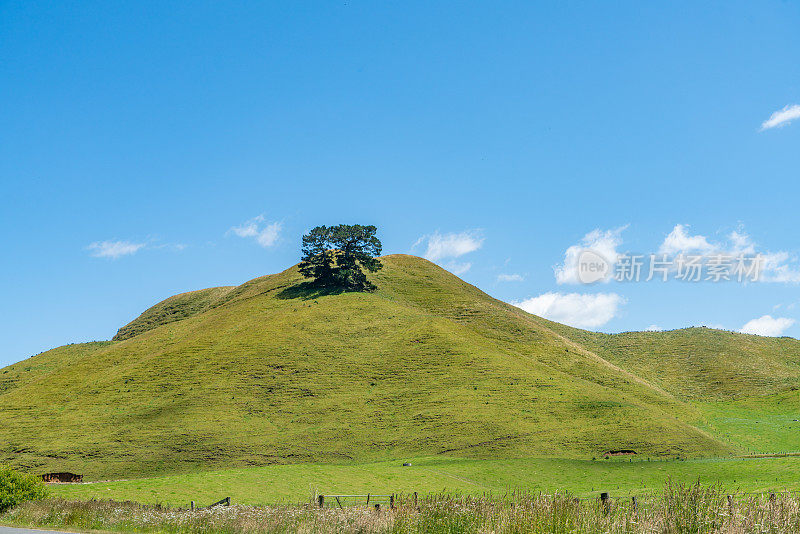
[44,456,800,507]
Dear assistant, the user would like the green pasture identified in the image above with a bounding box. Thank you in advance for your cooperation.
[49,456,800,507]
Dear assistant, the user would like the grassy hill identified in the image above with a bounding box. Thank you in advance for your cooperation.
[112,286,235,341]
[545,325,800,400]
[1,255,798,480]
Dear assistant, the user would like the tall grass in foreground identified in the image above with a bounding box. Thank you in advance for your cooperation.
[3,481,800,533]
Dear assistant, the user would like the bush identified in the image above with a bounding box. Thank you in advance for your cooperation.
[0,465,48,513]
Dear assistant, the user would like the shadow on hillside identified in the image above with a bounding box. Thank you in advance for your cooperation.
[275,281,346,301]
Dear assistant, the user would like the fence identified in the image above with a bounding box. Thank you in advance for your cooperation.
[316,490,800,512]
[317,493,412,510]
[189,497,231,511]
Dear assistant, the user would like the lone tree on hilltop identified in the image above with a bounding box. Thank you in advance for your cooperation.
[298,224,382,291]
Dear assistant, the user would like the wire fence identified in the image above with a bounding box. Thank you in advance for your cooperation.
[315,489,800,510]
[317,494,397,509]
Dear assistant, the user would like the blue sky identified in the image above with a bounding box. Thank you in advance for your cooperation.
[2,1,800,367]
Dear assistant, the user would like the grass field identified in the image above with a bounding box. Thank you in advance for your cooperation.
[693,391,800,454]
[45,456,800,507]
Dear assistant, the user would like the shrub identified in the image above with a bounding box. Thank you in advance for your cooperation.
[0,465,48,513]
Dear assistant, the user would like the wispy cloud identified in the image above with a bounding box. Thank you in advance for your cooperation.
[512,292,624,329]
[229,215,282,248]
[447,262,472,275]
[87,240,145,259]
[644,324,663,332]
[497,273,525,282]
[739,315,795,337]
[760,104,800,131]
[555,226,627,284]
[414,230,484,275]
[152,242,188,252]
[417,230,484,262]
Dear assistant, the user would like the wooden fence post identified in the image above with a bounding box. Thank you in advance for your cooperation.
[631,496,637,513]
[190,501,195,511]
[207,497,231,508]
[390,494,395,510]
[318,495,324,508]
[600,492,610,516]
[414,492,418,508]
[727,495,733,518]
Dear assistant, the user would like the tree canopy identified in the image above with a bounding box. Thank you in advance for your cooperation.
[298,224,382,291]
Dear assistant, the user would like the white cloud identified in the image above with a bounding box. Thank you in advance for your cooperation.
[658,224,715,255]
[152,242,188,252]
[497,273,524,282]
[229,216,282,248]
[722,230,800,282]
[760,252,800,283]
[445,262,472,275]
[728,230,756,255]
[644,324,663,332]
[414,230,484,274]
[512,292,624,329]
[87,240,145,259]
[555,226,626,284]
[739,315,795,337]
[657,225,800,283]
[760,104,800,131]
[417,230,484,262]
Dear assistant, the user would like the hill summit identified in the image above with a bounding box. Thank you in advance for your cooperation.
[2,255,798,479]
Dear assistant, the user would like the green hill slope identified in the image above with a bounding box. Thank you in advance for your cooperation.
[1,255,785,479]
[112,286,235,341]
[511,313,800,455]
[545,324,800,400]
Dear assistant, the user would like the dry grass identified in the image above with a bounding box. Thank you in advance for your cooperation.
[4,482,800,533]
